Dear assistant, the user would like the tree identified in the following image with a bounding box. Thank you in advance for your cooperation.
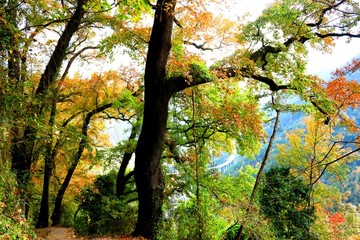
[50,102,113,225]
[42,69,141,226]
[326,58,360,133]
[274,115,360,238]
[7,0,90,219]
[276,116,359,188]
[132,2,176,237]
[132,0,360,238]
[0,0,149,226]
[236,95,281,240]
[259,167,316,240]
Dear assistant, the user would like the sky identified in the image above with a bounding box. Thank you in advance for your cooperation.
[307,39,360,78]
[95,0,360,81]
[229,0,360,78]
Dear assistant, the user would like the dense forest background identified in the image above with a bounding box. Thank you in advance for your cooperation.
[1,0,360,239]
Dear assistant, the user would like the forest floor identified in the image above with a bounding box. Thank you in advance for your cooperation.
[34,227,147,240]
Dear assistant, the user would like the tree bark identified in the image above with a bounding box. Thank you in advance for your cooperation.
[35,0,88,95]
[36,96,57,228]
[11,126,34,217]
[5,0,30,196]
[132,1,176,238]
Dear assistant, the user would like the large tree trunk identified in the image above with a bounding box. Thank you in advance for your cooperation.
[132,1,176,239]
[11,126,35,217]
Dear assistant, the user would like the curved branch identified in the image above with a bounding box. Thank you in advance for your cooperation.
[250,73,291,91]
[306,0,346,28]
[315,32,360,38]
[59,46,99,82]
[312,147,360,184]
[184,40,216,51]
[36,0,88,95]
[249,35,309,64]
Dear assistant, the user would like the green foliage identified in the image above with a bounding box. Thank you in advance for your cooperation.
[160,194,228,240]
[189,61,216,83]
[113,89,143,113]
[73,171,137,236]
[59,200,78,227]
[167,80,264,161]
[259,167,316,240]
[341,167,360,206]
[0,169,36,239]
[221,224,263,240]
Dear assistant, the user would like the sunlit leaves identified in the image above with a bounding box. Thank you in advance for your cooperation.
[327,68,360,110]
[276,116,359,184]
[326,59,360,133]
[327,77,360,109]
[171,0,238,62]
[168,78,264,162]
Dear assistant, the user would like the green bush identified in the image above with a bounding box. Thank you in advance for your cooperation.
[221,224,262,240]
[73,171,137,236]
[160,194,229,240]
[60,200,78,227]
[259,167,316,240]
[0,169,37,239]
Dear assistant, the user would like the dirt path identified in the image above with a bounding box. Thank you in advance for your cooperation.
[34,227,146,240]
[35,227,79,240]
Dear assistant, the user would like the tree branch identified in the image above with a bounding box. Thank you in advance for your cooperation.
[36,0,88,95]
[306,0,346,28]
[315,32,360,38]
[59,46,99,82]
[184,40,216,51]
[313,147,360,184]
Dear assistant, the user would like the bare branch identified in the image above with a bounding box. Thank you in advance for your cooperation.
[315,32,360,38]
[59,46,99,82]
[184,40,216,51]
[313,147,360,184]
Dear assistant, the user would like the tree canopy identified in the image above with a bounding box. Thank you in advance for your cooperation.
[1,0,360,239]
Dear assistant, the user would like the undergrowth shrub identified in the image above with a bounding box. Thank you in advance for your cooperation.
[73,171,137,236]
[0,169,36,239]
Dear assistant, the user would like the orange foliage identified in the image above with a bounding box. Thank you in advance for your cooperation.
[332,59,360,77]
[328,57,360,109]
[326,59,360,133]
[326,76,360,109]
[328,212,346,236]
[329,212,345,225]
